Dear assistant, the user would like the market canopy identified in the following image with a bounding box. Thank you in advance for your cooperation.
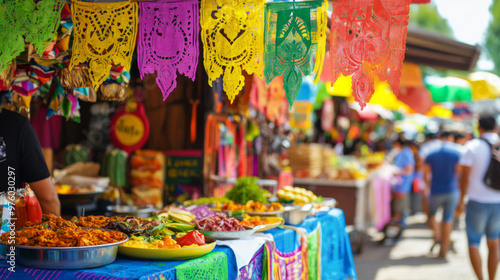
[425,104,453,119]
[404,26,481,72]
[425,76,472,103]
[397,63,433,114]
[467,71,500,101]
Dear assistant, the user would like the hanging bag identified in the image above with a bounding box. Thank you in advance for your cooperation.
[480,138,500,191]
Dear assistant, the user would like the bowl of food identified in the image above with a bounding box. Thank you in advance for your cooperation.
[2,214,128,269]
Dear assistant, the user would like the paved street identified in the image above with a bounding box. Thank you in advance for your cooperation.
[354,214,500,280]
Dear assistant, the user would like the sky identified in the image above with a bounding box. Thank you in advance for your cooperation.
[433,0,494,70]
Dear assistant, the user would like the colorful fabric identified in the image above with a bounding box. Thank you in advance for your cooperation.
[216,233,273,271]
[268,209,358,280]
[201,0,265,103]
[47,77,81,123]
[330,0,411,108]
[30,102,62,150]
[264,227,308,280]
[264,0,328,108]
[70,0,138,91]
[307,224,321,280]
[11,64,39,97]
[237,246,265,280]
[175,251,228,280]
[138,0,199,101]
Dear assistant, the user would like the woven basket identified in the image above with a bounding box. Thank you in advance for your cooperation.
[59,67,97,102]
[287,144,323,178]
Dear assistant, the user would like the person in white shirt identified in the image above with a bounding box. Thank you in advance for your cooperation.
[459,114,500,280]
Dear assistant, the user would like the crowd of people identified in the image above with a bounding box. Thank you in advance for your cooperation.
[385,114,500,280]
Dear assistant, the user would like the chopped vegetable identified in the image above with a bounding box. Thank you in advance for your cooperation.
[175,230,205,247]
[181,205,216,220]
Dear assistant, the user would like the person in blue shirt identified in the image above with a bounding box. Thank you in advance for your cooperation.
[424,131,462,258]
[392,137,415,227]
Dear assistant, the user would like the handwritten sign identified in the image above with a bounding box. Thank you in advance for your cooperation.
[164,150,202,185]
[164,150,203,204]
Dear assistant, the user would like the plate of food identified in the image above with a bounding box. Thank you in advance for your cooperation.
[244,201,285,217]
[240,216,284,232]
[1,214,128,269]
[195,213,264,240]
[118,231,216,260]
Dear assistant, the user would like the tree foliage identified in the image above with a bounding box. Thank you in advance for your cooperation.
[409,3,454,38]
[485,1,500,75]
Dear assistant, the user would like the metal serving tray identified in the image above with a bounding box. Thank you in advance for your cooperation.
[12,234,128,270]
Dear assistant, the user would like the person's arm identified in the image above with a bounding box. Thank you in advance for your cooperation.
[458,165,471,213]
[457,143,473,213]
[30,177,60,215]
[18,120,60,215]
[400,164,414,175]
[423,164,431,189]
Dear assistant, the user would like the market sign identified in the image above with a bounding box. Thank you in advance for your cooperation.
[164,150,203,203]
[110,101,150,154]
[164,150,203,185]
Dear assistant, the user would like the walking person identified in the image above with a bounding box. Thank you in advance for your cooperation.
[459,114,500,280]
[391,136,415,228]
[424,131,462,258]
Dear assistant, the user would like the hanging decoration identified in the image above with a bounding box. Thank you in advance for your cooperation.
[0,0,64,72]
[69,0,138,91]
[25,0,65,57]
[47,77,81,122]
[138,0,199,101]
[100,64,130,101]
[264,0,328,108]
[329,0,411,109]
[201,0,265,103]
[0,0,27,72]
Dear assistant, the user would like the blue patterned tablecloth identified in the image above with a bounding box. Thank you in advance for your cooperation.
[0,245,237,280]
[0,209,355,280]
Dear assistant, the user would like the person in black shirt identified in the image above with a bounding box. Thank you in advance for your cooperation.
[0,109,60,215]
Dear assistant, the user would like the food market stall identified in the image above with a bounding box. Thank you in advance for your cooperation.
[0,0,426,278]
[0,203,356,280]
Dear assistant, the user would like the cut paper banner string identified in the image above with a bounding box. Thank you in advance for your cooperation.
[264,0,328,108]
[201,0,265,103]
[69,0,138,91]
[0,0,64,72]
[330,0,411,109]
[138,0,199,101]
[25,0,65,57]
[0,0,27,72]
